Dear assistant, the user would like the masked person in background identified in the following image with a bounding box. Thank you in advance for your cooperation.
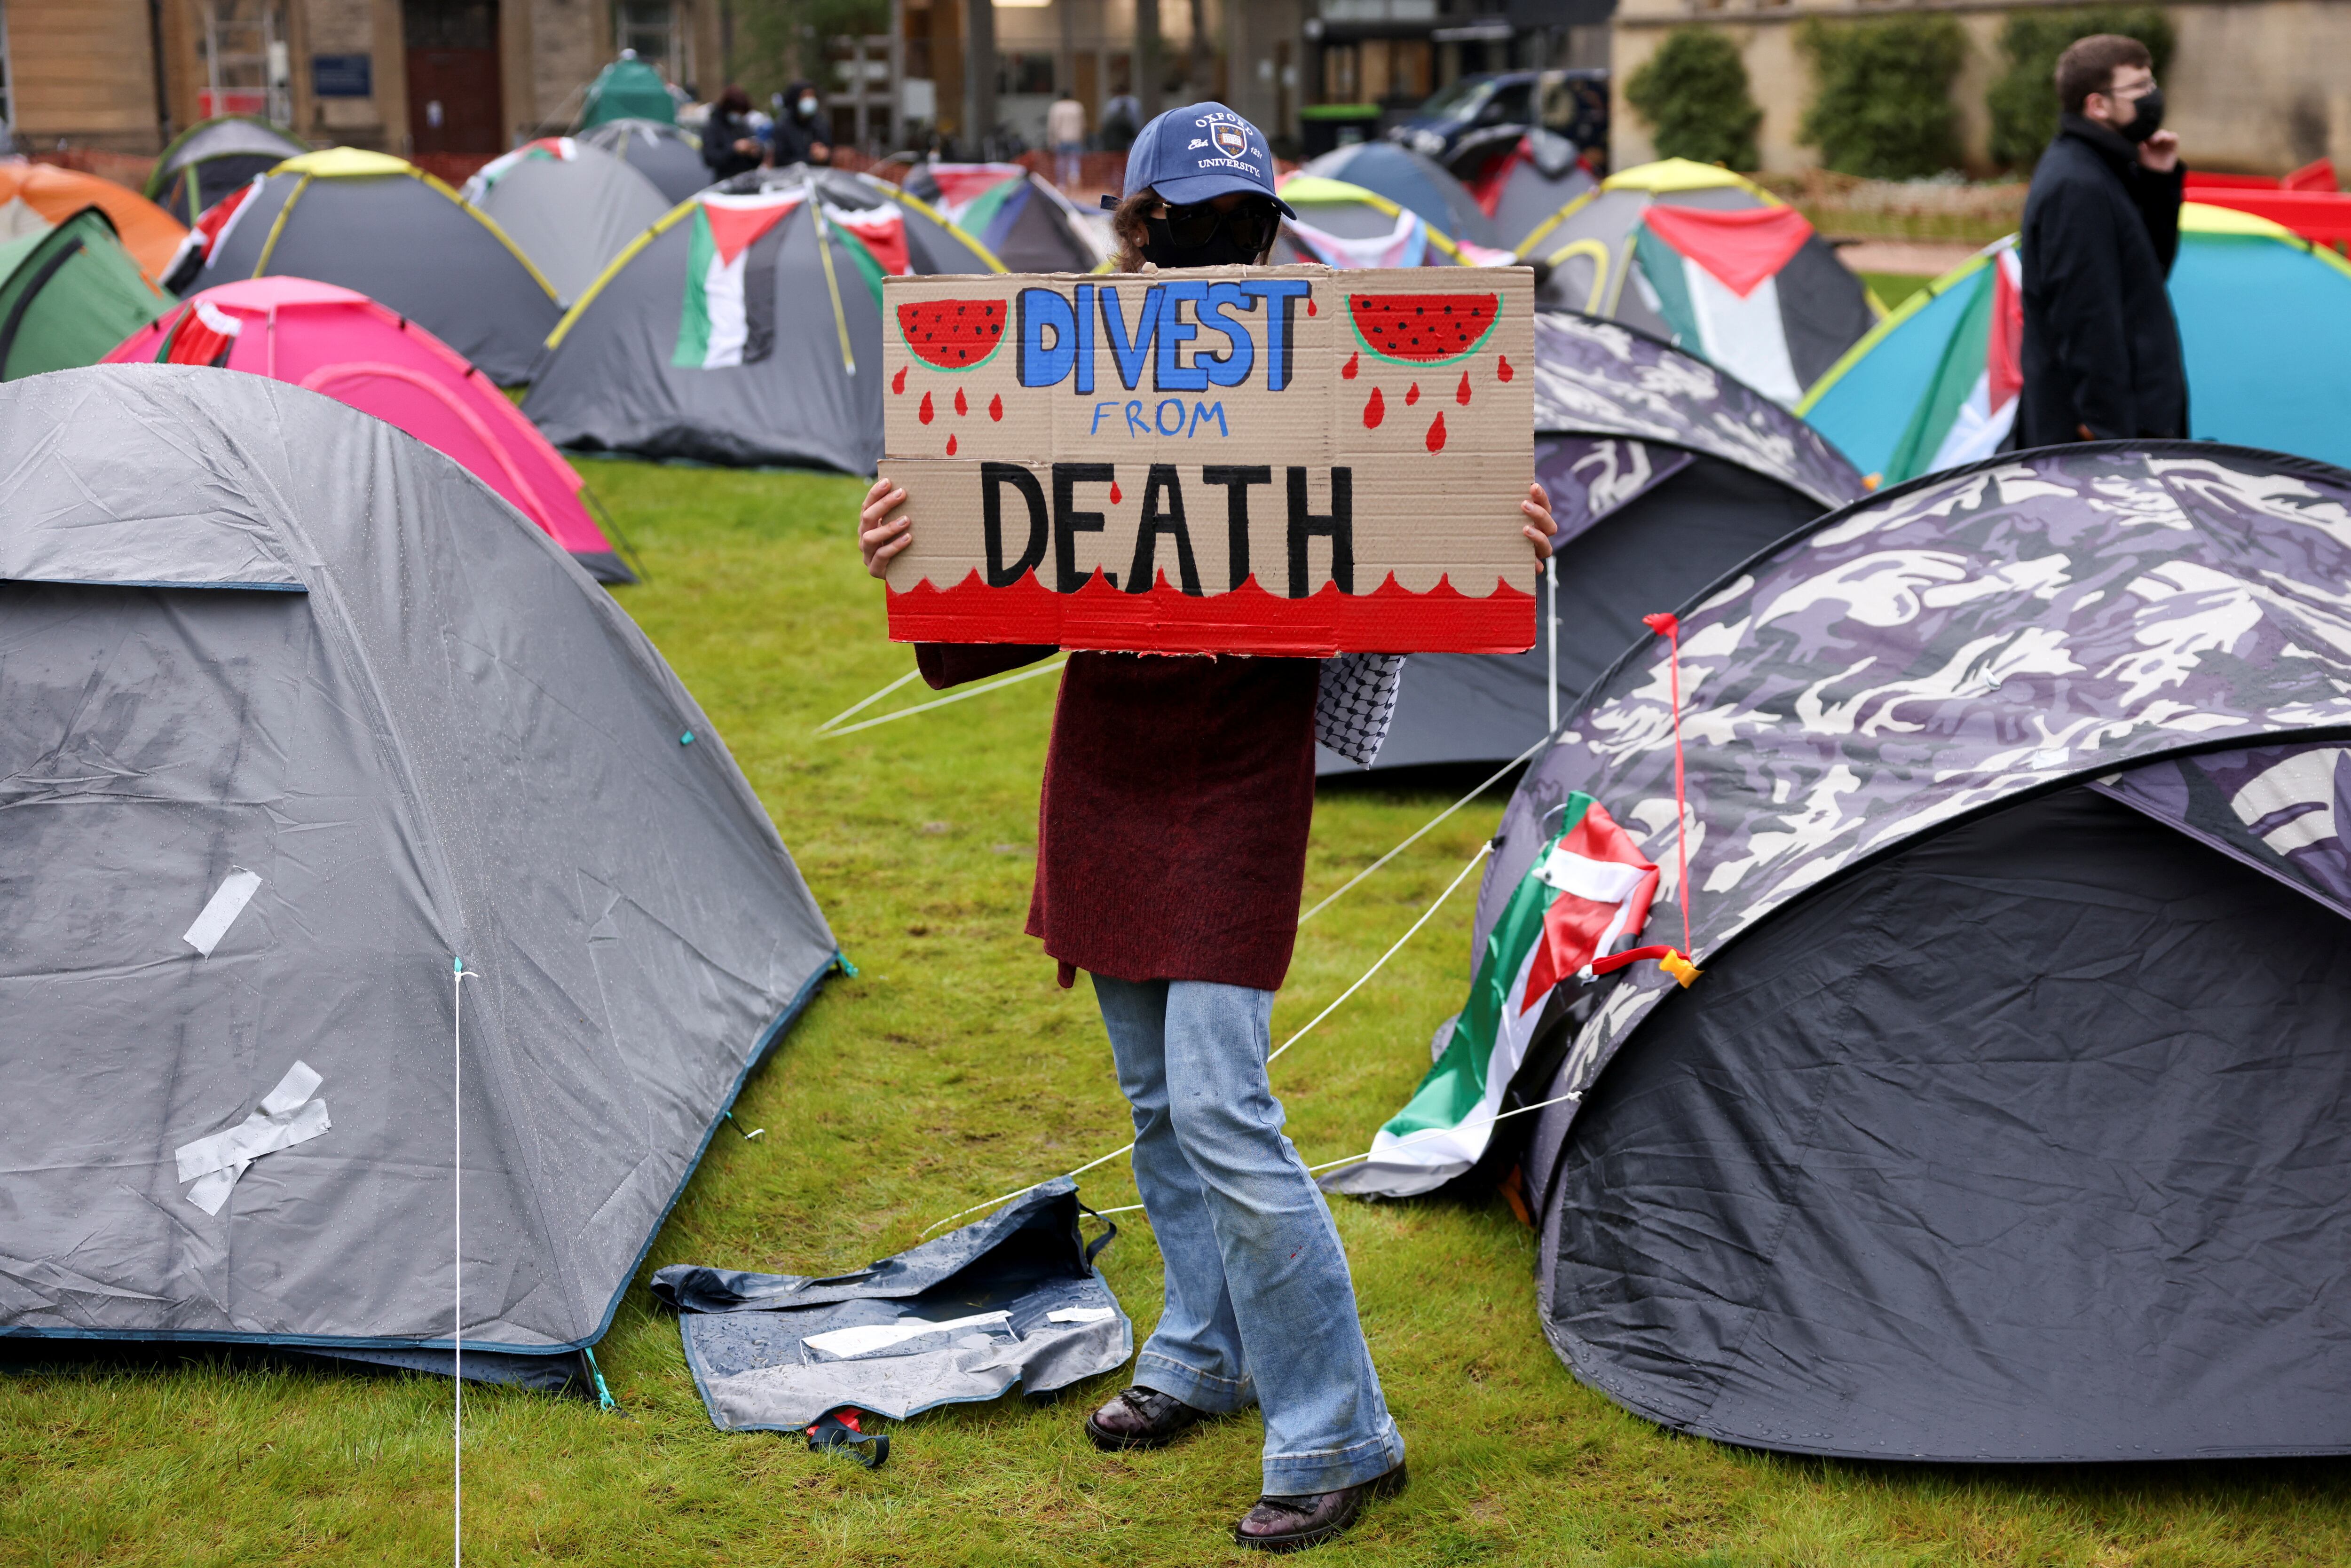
[2016,33,2186,447]
[771,81,833,167]
[856,104,1557,1553]
[702,86,765,182]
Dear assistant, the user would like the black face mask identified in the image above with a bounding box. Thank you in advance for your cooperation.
[1141,218,1261,268]
[2119,85,2165,142]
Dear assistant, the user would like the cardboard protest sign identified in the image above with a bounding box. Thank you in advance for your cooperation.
[878,264,1537,656]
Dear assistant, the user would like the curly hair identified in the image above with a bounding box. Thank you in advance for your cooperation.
[1108,189,1279,272]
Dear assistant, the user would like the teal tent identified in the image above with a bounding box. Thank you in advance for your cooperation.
[580,53,677,129]
[1801,202,2351,482]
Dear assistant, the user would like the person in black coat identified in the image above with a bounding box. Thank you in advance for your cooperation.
[2016,34,2187,447]
[769,82,833,168]
[703,85,765,182]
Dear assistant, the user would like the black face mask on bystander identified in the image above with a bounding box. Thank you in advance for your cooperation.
[2118,85,2166,143]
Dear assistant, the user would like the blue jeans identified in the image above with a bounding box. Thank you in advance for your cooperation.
[1093,975,1406,1496]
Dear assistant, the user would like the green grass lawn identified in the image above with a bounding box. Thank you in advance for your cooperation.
[10,461,2351,1566]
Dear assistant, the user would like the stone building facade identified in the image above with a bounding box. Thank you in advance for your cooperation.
[1609,0,2351,177]
[0,0,720,155]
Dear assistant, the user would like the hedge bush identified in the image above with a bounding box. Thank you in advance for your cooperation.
[1987,7,2176,169]
[1625,29,1763,173]
[1796,16,1967,181]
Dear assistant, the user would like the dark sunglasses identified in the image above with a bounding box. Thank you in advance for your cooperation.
[1156,197,1284,255]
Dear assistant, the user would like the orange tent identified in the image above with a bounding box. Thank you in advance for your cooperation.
[0,162,189,283]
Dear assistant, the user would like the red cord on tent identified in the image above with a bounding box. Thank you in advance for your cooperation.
[1639,611,1700,987]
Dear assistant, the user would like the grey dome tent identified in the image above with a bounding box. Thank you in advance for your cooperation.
[0,365,842,1388]
[577,118,710,206]
[1322,309,1863,774]
[1444,127,1598,253]
[173,148,560,386]
[143,116,307,223]
[1465,440,2351,1461]
[1302,141,1504,251]
[896,161,1101,273]
[523,165,1001,473]
[460,136,674,305]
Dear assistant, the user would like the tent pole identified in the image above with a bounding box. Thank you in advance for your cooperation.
[1546,552,1558,733]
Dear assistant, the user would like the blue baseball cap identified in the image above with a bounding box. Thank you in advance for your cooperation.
[1121,102,1295,216]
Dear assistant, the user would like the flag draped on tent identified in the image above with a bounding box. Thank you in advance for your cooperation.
[1631,205,1821,405]
[675,192,805,368]
[1322,795,1657,1198]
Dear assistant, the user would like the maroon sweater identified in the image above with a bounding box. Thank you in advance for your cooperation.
[916,645,1320,991]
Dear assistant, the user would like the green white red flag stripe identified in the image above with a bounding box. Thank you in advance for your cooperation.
[1320,795,1658,1198]
[1633,204,1820,406]
[673,191,804,369]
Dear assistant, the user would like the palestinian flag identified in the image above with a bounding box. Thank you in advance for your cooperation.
[461,137,574,202]
[1631,204,1848,407]
[1882,243,2022,481]
[674,191,805,369]
[1321,796,1658,1199]
[152,296,243,366]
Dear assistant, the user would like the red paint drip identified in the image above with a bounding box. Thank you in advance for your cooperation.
[1362,386,1385,428]
[989,393,1003,421]
[1405,382,1420,407]
[1456,370,1472,406]
[1109,481,1122,504]
[918,389,934,424]
[1341,351,1359,380]
[1425,412,1447,453]
[891,364,907,394]
[1307,298,1318,316]
[1497,354,1514,383]
[946,433,958,455]
[954,386,968,418]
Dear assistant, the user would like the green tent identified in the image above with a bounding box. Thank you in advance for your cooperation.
[0,207,166,381]
[580,54,677,129]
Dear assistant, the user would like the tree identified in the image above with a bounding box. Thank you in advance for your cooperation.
[1625,29,1763,173]
[1796,16,1966,181]
[1987,7,2175,170]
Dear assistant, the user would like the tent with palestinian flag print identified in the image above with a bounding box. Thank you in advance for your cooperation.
[895,161,1103,272]
[1366,440,2351,1464]
[1801,204,2351,484]
[1520,159,1878,405]
[522,166,1000,472]
[1266,177,1494,271]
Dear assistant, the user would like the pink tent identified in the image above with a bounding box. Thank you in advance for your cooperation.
[104,276,635,582]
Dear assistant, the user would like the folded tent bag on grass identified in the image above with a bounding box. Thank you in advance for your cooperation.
[653,1179,1129,1432]
[0,365,840,1388]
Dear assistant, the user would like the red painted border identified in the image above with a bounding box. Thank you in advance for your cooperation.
[886,569,1537,656]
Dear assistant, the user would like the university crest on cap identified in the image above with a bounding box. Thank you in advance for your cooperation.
[1212,122,1249,159]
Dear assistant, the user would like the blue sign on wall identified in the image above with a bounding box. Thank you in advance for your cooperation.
[312,54,373,98]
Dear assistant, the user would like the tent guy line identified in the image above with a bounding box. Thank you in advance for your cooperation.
[1298,737,1546,925]
[916,841,1492,1236]
[821,658,1069,737]
[1086,1088,1586,1216]
[813,667,923,733]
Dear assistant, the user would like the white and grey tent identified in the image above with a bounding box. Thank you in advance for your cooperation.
[1469,441,2351,1461]
[1323,310,1864,774]
[576,118,710,206]
[523,165,1000,473]
[0,367,841,1388]
[461,137,674,306]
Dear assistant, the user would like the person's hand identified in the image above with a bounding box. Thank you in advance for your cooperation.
[1522,480,1558,562]
[859,476,911,579]
[734,137,759,155]
[2138,129,2180,173]
[812,141,832,160]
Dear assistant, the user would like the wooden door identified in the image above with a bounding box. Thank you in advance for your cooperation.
[403,0,503,156]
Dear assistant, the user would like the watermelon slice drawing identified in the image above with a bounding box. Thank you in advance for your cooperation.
[898,298,1008,371]
[1350,293,1499,366]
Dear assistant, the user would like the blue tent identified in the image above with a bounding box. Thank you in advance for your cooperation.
[1801,203,2351,482]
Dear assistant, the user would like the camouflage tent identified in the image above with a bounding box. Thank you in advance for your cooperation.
[1476,442,2351,1461]
[1326,310,1862,774]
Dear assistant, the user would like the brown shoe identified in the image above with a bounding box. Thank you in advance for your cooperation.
[1084,1385,1207,1451]
[1233,1462,1408,1552]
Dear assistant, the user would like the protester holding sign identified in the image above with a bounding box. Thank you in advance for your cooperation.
[857,104,1555,1553]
